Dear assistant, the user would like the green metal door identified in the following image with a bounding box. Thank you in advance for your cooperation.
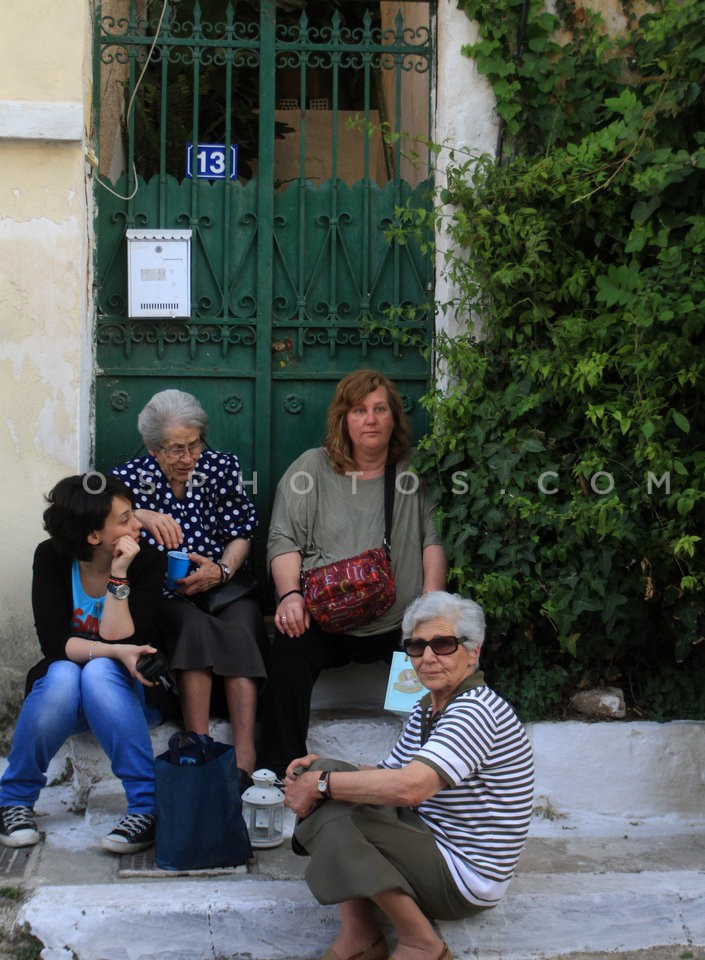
[93,0,435,569]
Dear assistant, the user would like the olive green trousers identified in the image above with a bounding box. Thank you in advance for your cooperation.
[293,759,481,920]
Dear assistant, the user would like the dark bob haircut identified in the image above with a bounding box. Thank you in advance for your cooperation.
[43,474,135,561]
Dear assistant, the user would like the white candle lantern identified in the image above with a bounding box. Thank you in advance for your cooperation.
[241,768,285,848]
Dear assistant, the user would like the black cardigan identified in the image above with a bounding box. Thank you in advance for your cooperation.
[25,539,168,709]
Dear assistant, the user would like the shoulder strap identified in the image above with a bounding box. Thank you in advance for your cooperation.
[383,463,396,554]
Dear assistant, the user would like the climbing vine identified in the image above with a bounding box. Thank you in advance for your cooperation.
[406,0,705,718]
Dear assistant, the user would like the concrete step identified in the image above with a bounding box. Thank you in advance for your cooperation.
[18,868,705,960]
[14,788,705,960]
[4,688,704,960]
[60,713,705,821]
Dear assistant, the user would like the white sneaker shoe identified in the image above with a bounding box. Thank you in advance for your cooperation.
[102,812,156,854]
[0,805,40,847]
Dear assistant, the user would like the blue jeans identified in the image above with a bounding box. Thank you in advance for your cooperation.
[0,659,161,814]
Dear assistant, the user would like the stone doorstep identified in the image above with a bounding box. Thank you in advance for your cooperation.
[53,710,406,808]
[16,777,705,957]
[16,868,705,960]
[56,711,705,822]
[15,752,705,960]
[39,773,705,881]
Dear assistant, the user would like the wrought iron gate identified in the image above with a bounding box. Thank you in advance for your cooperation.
[93,0,435,563]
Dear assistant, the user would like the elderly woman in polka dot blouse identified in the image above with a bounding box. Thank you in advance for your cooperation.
[112,389,267,791]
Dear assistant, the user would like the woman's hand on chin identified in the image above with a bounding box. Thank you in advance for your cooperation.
[110,535,140,578]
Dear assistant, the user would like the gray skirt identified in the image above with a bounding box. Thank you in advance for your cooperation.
[159,595,268,682]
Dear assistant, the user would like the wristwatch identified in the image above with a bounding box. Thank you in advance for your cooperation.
[218,562,231,581]
[316,771,331,800]
[107,579,130,600]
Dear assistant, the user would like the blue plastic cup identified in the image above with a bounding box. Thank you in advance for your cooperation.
[166,550,191,590]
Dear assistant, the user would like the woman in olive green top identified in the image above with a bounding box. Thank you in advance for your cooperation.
[258,370,448,776]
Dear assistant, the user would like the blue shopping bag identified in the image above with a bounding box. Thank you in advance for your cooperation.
[155,736,252,871]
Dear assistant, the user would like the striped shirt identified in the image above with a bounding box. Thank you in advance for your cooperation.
[379,685,534,907]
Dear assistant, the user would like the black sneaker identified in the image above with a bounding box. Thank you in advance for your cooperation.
[102,813,155,854]
[0,805,40,848]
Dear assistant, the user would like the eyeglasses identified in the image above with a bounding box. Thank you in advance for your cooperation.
[401,636,465,658]
[159,440,205,462]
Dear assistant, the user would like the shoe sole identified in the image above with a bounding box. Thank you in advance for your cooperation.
[0,831,40,848]
[101,837,154,854]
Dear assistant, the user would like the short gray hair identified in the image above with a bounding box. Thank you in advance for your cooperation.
[137,389,209,451]
[401,591,486,653]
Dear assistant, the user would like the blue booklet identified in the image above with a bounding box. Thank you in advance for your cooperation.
[384,651,426,715]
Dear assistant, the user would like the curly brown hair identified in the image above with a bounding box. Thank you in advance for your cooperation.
[323,369,411,474]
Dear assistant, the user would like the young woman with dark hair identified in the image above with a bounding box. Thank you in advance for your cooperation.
[0,474,166,853]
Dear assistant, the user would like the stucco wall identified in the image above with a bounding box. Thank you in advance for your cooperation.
[0,0,93,727]
[433,1,498,340]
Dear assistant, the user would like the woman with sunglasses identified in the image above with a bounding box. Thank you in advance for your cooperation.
[282,591,534,960]
[112,389,267,792]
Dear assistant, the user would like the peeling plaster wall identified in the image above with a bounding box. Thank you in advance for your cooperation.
[0,0,93,722]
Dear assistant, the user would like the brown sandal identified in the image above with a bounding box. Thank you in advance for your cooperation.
[388,943,452,960]
[321,934,389,960]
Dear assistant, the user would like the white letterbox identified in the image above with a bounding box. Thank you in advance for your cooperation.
[126,228,192,319]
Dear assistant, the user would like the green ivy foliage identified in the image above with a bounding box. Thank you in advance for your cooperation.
[410,0,705,719]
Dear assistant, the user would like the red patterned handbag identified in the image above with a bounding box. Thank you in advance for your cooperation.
[302,465,396,634]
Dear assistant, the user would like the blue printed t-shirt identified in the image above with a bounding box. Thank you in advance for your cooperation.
[71,561,104,637]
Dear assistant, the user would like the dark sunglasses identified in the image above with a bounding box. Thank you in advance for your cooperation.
[401,635,466,658]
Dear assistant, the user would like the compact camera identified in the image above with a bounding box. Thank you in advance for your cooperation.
[136,651,172,691]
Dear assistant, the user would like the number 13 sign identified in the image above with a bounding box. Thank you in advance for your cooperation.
[185,144,238,180]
